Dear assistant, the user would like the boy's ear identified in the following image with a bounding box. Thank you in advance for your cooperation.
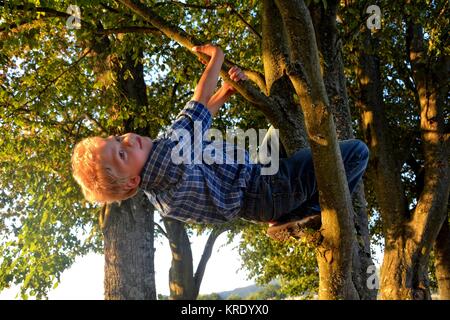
[125,175,141,190]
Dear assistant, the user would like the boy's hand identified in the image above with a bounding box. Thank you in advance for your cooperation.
[191,44,225,107]
[223,66,248,94]
[205,66,247,117]
[192,44,224,60]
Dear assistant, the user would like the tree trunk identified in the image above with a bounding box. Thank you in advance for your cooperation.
[434,216,450,300]
[102,191,156,299]
[382,20,449,300]
[163,218,196,300]
[310,0,376,299]
[274,0,358,299]
[355,28,411,300]
[102,40,157,300]
[261,0,309,153]
[379,238,430,299]
[163,218,226,300]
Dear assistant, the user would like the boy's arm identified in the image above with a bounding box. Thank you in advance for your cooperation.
[191,44,224,108]
[206,66,248,117]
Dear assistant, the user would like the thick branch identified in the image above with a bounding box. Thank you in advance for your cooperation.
[355,30,409,233]
[406,19,449,245]
[262,0,290,94]
[116,0,271,109]
[240,69,267,95]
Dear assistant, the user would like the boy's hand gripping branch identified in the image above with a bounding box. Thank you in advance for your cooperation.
[191,44,248,117]
[191,44,224,107]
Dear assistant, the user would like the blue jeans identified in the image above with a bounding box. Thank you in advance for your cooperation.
[240,139,369,222]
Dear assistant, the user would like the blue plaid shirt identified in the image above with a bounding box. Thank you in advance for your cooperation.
[140,101,258,224]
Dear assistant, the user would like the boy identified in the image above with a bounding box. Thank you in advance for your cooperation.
[72,44,369,242]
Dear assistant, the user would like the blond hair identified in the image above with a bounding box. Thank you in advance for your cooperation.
[71,136,137,204]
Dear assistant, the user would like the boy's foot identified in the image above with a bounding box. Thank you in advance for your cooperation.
[266,214,321,242]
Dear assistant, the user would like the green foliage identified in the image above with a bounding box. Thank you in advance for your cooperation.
[232,223,319,298]
[245,284,286,300]
[157,293,168,300]
[197,292,222,300]
[226,293,242,300]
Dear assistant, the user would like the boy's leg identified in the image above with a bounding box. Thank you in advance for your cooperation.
[241,139,369,224]
[267,139,369,241]
[239,125,289,222]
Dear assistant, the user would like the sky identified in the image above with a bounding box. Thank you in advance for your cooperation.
[0,225,254,300]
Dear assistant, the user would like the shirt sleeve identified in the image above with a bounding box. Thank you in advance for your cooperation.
[168,101,212,137]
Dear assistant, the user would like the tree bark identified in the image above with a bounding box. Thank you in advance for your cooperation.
[102,39,157,300]
[434,216,450,300]
[355,28,411,300]
[163,218,196,300]
[262,0,309,153]
[402,21,449,299]
[275,0,358,299]
[102,191,156,299]
[163,218,227,299]
[310,0,376,299]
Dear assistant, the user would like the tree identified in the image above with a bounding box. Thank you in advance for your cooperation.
[0,2,162,299]
[340,0,449,299]
[434,215,450,299]
[163,219,229,299]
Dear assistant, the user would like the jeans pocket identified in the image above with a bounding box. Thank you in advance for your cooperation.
[242,191,273,222]
[271,176,304,220]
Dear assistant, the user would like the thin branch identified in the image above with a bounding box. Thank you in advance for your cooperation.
[193,226,230,295]
[83,112,109,135]
[4,4,93,28]
[1,4,161,38]
[154,221,168,239]
[98,26,161,35]
[19,48,92,110]
[155,1,219,10]
[100,2,121,14]
[228,6,262,40]
[155,1,262,39]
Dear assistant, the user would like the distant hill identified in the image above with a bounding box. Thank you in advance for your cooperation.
[158,281,283,300]
[216,280,280,299]
[217,283,261,299]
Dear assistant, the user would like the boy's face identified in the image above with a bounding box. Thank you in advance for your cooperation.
[98,133,153,185]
